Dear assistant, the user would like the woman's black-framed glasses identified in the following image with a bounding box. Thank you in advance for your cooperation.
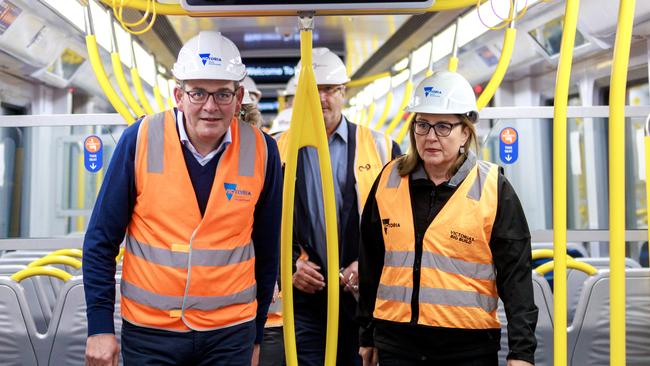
[413,120,462,137]
[184,89,237,105]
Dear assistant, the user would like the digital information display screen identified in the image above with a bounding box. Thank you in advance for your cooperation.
[182,0,434,12]
[244,57,301,84]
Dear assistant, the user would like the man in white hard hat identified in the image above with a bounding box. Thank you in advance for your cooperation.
[277,47,402,366]
[243,76,262,104]
[83,30,282,366]
[280,75,297,108]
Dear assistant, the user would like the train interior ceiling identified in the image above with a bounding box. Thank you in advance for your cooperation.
[1,0,650,364]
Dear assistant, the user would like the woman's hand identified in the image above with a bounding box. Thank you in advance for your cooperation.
[359,347,378,366]
[507,359,534,366]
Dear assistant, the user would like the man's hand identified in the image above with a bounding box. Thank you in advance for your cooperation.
[251,344,260,366]
[359,346,378,366]
[272,282,280,303]
[293,258,325,293]
[340,260,359,293]
[85,333,119,366]
[507,360,534,366]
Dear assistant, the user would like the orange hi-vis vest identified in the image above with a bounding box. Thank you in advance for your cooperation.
[373,159,500,329]
[121,110,267,331]
[277,122,392,214]
[265,295,283,328]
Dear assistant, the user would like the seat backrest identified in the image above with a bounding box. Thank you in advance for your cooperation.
[0,251,50,259]
[567,258,642,323]
[568,269,650,366]
[0,277,39,366]
[0,264,26,276]
[46,276,123,366]
[498,272,553,366]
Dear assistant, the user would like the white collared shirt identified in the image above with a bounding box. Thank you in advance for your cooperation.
[176,110,232,166]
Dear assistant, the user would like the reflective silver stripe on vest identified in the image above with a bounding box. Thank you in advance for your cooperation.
[377,284,412,304]
[370,129,389,164]
[260,128,268,180]
[384,250,415,268]
[421,251,495,280]
[238,121,256,177]
[147,112,166,174]
[126,236,254,269]
[419,287,498,313]
[467,160,492,201]
[121,279,256,311]
[386,163,402,188]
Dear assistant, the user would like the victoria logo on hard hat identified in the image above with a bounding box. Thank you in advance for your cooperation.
[423,87,443,98]
[199,53,223,66]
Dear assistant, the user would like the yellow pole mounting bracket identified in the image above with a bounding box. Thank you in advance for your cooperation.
[281,13,340,366]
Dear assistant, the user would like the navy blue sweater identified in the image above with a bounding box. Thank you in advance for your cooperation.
[82,116,282,344]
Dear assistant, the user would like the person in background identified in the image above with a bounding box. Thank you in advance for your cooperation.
[243,76,263,104]
[83,30,282,366]
[241,88,264,128]
[277,47,402,366]
[357,71,537,366]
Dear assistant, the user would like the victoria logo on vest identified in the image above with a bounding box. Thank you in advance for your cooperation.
[224,182,252,202]
[382,219,401,234]
[449,230,475,245]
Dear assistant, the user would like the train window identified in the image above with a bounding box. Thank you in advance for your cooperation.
[528,16,588,58]
[626,82,649,230]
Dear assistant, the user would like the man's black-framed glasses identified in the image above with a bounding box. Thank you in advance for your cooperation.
[184,88,237,105]
[413,120,463,137]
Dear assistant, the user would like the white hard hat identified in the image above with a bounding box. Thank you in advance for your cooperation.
[296,48,349,85]
[242,76,262,100]
[172,31,246,81]
[269,108,292,135]
[281,75,297,96]
[242,88,254,105]
[406,71,478,122]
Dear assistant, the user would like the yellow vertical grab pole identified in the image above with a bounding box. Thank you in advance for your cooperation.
[109,18,145,118]
[84,5,134,123]
[281,13,340,366]
[153,57,167,112]
[552,0,580,365]
[609,1,635,364]
[645,115,650,268]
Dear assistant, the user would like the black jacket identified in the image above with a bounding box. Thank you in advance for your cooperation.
[291,120,402,322]
[357,154,538,364]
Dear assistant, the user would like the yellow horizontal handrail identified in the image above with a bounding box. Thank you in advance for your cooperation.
[49,248,83,259]
[99,0,482,16]
[11,267,73,282]
[535,258,598,276]
[28,256,82,269]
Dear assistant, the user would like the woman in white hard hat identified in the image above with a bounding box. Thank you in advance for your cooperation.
[357,71,537,366]
[240,88,264,128]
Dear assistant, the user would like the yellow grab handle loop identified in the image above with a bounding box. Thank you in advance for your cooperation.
[11,267,73,282]
[385,80,413,135]
[395,112,415,144]
[281,26,340,366]
[531,249,575,262]
[85,35,135,123]
[534,258,598,276]
[476,28,517,110]
[373,92,393,130]
[131,67,155,115]
[154,86,167,112]
[448,56,459,72]
[49,248,83,259]
[28,256,82,269]
[111,53,146,117]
